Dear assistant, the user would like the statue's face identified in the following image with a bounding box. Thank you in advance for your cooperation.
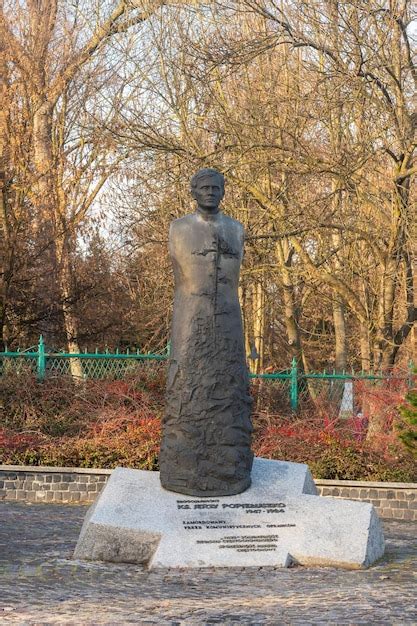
[191,174,224,211]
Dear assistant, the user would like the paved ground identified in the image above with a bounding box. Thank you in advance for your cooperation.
[0,503,416,625]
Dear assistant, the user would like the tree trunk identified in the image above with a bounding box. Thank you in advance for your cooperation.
[0,44,10,349]
[331,293,347,413]
[56,233,83,378]
[252,279,265,374]
[329,228,347,372]
[32,98,82,374]
[276,239,303,364]
[332,298,347,371]
[360,322,371,372]
[239,283,252,364]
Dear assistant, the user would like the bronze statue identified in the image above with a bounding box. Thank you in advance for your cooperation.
[159,168,253,496]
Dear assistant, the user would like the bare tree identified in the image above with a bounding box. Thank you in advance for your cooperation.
[0,0,201,369]
[235,0,417,367]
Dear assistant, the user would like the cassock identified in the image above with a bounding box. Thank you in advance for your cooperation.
[159,209,253,496]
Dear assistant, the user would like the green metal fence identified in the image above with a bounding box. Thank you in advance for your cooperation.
[0,336,414,413]
[0,335,168,380]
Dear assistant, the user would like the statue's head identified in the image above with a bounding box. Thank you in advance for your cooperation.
[191,168,225,212]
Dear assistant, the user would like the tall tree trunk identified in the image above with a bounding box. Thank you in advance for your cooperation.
[252,279,265,374]
[32,97,82,374]
[377,176,411,370]
[276,239,303,365]
[0,42,11,349]
[331,233,347,372]
[56,232,83,378]
[326,0,347,372]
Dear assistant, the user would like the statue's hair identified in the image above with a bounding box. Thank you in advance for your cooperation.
[190,168,225,190]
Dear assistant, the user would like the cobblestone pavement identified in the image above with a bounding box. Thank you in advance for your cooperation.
[0,503,416,625]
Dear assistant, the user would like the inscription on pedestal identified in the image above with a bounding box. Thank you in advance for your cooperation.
[176,498,296,555]
[197,536,280,553]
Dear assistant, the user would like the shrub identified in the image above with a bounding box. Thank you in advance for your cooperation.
[251,411,417,482]
[0,368,164,469]
[1,414,161,470]
[1,369,416,482]
[397,379,417,457]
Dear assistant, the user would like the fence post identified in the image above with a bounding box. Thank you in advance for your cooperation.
[37,334,46,381]
[290,357,298,411]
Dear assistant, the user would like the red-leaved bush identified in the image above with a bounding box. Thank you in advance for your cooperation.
[0,366,415,481]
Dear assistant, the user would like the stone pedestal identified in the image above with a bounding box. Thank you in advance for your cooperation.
[73,458,384,569]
